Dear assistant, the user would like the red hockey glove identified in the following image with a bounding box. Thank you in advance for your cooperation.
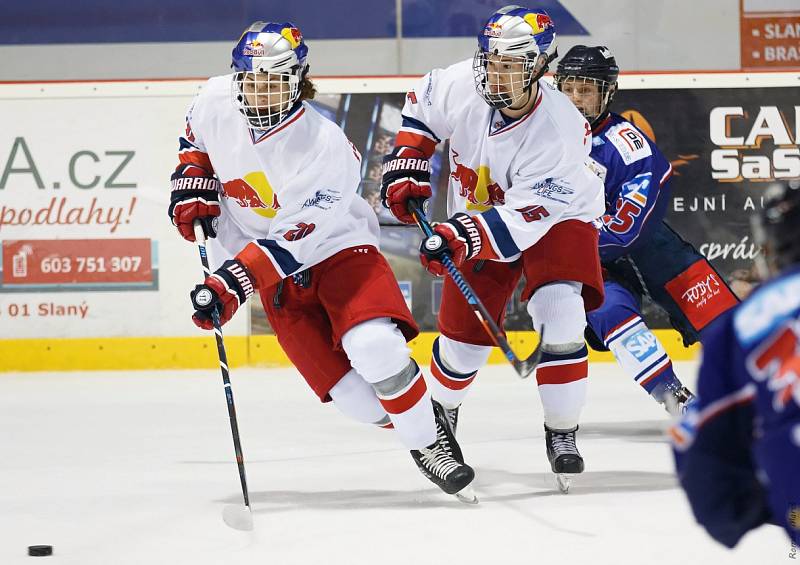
[419,213,483,276]
[190,259,255,330]
[380,146,432,224]
[168,163,221,242]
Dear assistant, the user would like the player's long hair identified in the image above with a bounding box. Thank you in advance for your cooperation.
[299,77,317,101]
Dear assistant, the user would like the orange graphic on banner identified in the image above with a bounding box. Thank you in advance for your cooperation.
[740,4,800,70]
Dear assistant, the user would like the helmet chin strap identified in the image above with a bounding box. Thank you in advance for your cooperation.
[507,81,535,111]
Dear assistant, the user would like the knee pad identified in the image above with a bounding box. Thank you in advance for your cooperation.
[341,317,410,384]
[437,335,492,375]
[329,369,388,425]
[527,281,586,346]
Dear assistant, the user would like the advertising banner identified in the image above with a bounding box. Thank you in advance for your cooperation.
[741,0,800,69]
[2,77,796,342]
[0,82,213,339]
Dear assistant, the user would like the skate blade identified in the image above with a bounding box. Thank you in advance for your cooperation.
[222,504,254,531]
[453,485,479,505]
[554,473,573,494]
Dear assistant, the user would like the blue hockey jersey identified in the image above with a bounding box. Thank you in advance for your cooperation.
[589,113,673,263]
[671,265,800,547]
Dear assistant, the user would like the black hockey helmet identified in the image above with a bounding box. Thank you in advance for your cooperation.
[554,45,619,126]
[752,179,800,276]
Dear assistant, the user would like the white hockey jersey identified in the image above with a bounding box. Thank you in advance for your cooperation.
[397,59,605,261]
[177,74,379,287]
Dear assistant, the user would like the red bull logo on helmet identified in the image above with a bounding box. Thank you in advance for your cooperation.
[450,150,505,211]
[222,171,281,218]
[483,22,503,38]
[524,12,554,34]
[281,27,302,49]
[243,39,265,57]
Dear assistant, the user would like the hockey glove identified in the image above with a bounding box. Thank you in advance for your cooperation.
[168,163,221,242]
[419,213,483,276]
[190,259,255,330]
[380,146,432,224]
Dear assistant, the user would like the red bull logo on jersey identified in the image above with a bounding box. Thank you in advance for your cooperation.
[222,171,281,218]
[450,150,505,211]
[524,12,554,34]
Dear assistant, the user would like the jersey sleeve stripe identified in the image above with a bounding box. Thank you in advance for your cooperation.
[400,115,441,142]
[254,239,303,277]
[236,242,284,289]
[238,238,304,289]
[395,131,437,157]
[179,137,201,151]
[178,150,214,172]
[476,208,521,259]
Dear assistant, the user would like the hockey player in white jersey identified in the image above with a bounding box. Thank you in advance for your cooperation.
[168,21,476,501]
[380,6,606,491]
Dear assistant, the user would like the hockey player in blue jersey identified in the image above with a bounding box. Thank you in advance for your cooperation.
[554,45,739,413]
[671,179,800,548]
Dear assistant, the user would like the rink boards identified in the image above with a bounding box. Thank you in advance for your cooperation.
[0,72,797,371]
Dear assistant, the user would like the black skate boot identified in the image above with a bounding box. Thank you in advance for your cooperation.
[443,404,460,436]
[411,404,476,503]
[432,400,462,463]
[544,424,584,493]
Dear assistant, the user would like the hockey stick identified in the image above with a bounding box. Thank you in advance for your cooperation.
[193,221,254,531]
[407,200,543,378]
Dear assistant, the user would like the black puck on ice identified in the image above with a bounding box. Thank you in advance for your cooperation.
[28,545,53,557]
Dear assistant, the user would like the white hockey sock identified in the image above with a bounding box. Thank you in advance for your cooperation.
[528,281,589,430]
[341,318,434,449]
[428,336,491,409]
[605,318,675,395]
[329,369,389,426]
[371,361,435,449]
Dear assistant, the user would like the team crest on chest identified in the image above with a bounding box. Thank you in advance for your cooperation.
[450,150,505,211]
[222,171,281,218]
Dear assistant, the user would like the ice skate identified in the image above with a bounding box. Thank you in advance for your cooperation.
[544,425,584,494]
[412,402,477,504]
[443,404,460,436]
[432,400,462,462]
[655,382,696,416]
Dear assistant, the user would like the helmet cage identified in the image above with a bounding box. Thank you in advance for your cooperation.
[554,74,615,124]
[473,51,541,109]
[232,68,303,130]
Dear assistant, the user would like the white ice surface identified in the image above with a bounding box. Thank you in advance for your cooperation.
[0,361,786,564]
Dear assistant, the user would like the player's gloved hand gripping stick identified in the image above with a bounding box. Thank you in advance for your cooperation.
[408,200,544,379]
[192,221,254,531]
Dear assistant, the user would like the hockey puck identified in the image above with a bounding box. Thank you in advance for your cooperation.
[28,545,53,557]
